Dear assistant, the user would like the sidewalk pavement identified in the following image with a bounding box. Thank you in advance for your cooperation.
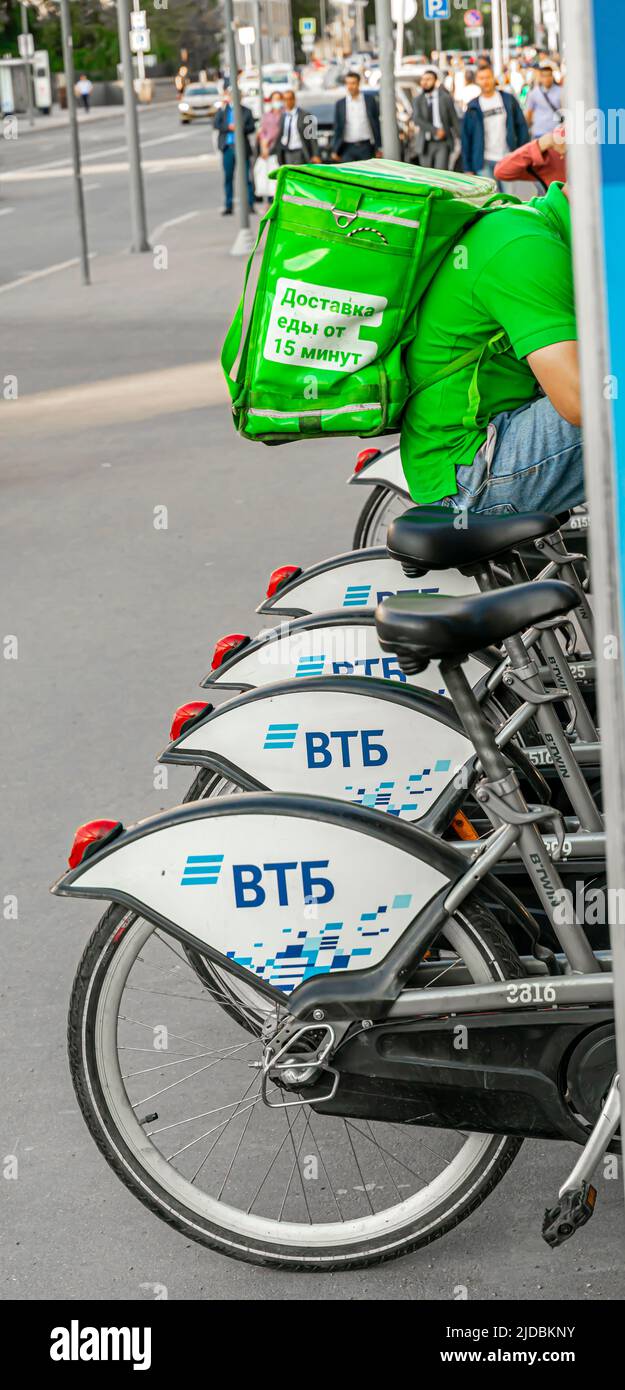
[1,205,237,407]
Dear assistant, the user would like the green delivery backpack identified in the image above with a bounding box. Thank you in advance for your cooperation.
[221,160,510,444]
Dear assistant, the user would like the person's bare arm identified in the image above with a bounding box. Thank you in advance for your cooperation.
[526,340,582,426]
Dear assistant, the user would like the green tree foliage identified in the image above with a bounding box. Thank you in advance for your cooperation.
[0,1,222,79]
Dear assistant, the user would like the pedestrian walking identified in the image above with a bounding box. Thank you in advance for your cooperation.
[331,72,382,163]
[255,92,284,202]
[461,64,529,185]
[214,86,256,216]
[412,69,460,170]
[75,75,93,114]
[524,61,563,138]
[271,90,320,166]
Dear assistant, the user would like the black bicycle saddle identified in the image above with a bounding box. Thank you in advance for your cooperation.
[375,580,580,671]
[387,507,560,574]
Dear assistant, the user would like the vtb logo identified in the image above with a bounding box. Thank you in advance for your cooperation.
[342,584,440,607]
[181,857,334,908]
[263,724,389,768]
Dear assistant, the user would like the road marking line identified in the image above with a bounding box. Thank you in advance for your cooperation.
[0,253,96,294]
[0,206,15,216]
[6,128,191,177]
[150,209,199,242]
[0,154,217,182]
[2,360,227,435]
[84,182,101,190]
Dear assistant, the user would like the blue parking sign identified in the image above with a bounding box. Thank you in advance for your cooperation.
[424,0,451,18]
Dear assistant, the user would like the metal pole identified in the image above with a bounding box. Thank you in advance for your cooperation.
[563,0,625,1211]
[116,0,150,252]
[253,0,264,90]
[20,2,35,128]
[132,0,145,84]
[434,18,442,60]
[58,0,90,285]
[395,10,404,69]
[500,0,509,64]
[491,0,503,77]
[532,0,542,45]
[320,0,327,57]
[223,0,254,255]
[375,0,400,159]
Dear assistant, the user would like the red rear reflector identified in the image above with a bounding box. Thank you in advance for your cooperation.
[266,564,301,599]
[354,447,381,474]
[170,701,210,743]
[211,633,249,670]
[68,820,122,870]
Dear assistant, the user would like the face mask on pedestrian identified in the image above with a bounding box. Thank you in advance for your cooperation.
[272,100,283,110]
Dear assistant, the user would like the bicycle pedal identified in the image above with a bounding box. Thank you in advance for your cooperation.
[542,1182,597,1247]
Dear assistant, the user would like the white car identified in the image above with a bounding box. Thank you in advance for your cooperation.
[178,82,222,124]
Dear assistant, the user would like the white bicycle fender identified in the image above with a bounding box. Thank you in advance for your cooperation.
[258,547,479,618]
[163,678,474,822]
[53,795,450,997]
[346,443,409,495]
[203,612,489,698]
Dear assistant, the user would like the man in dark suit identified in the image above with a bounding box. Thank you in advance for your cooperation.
[332,72,382,162]
[214,86,256,215]
[412,69,460,170]
[270,89,320,165]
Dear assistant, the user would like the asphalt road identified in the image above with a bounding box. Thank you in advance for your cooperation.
[1,105,624,1302]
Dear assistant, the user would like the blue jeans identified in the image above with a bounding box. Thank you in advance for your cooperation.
[480,159,503,191]
[222,144,255,212]
[441,396,585,517]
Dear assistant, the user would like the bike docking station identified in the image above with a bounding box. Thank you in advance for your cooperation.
[35,0,625,1353]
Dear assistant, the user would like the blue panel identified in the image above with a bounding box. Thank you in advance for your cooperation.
[593,1,625,608]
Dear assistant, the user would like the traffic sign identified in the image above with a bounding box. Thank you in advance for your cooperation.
[17,33,35,60]
[464,8,483,25]
[129,27,150,52]
[299,17,316,33]
[424,0,451,19]
[238,25,255,45]
[130,10,147,28]
[391,0,418,23]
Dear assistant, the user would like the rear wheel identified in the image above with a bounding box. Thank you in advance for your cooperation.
[68,898,523,1270]
[352,484,408,550]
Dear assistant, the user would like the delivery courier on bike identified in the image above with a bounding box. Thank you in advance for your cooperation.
[400,180,583,518]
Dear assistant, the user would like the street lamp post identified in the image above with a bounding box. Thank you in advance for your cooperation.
[375,0,400,160]
[58,0,90,285]
[116,0,150,252]
[253,0,264,91]
[223,0,255,256]
[491,0,503,77]
[500,0,509,62]
[20,3,35,128]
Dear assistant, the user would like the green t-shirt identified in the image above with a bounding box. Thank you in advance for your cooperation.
[400,181,578,504]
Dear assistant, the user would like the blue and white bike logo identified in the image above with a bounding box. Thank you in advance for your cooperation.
[180,854,224,886]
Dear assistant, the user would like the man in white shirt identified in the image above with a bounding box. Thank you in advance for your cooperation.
[459,66,481,111]
[272,89,320,166]
[76,74,93,114]
[461,64,529,186]
[332,72,382,162]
